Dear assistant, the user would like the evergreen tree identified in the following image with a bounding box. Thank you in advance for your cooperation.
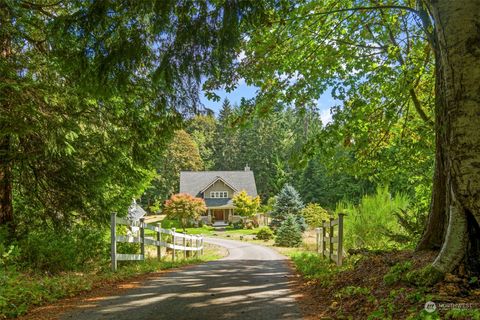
[270,184,306,231]
[218,99,233,122]
[275,214,303,247]
[0,2,259,235]
[185,115,217,170]
[272,184,304,219]
[213,99,240,171]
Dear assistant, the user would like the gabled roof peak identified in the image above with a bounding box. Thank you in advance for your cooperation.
[199,176,238,194]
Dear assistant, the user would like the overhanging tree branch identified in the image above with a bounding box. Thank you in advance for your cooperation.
[277,5,418,22]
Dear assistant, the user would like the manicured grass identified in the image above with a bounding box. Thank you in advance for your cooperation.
[0,245,223,319]
[183,226,262,237]
[184,225,215,235]
[223,226,261,235]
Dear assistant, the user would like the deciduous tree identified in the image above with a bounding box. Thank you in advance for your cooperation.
[164,193,206,231]
[300,203,331,228]
[220,0,480,276]
[232,190,261,218]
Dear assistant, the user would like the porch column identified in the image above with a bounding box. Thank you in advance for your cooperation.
[207,209,212,224]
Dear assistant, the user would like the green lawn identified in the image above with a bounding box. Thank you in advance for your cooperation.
[156,219,263,237]
[183,225,262,237]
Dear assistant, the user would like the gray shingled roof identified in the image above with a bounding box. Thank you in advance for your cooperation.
[180,170,257,197]
[204,198,233,208]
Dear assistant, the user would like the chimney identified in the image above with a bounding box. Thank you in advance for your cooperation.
[244,164,250,171]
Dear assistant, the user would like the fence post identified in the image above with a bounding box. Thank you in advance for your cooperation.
[140,218,145,260]
[320,220,326,258]
[195,237,199,258]
[111,213,117,272]
[200,235,204,256]
[329,217,334,261]
[172,228,176,261]
[183,232,187,260]
[157,223,162,261]
[337,213,345,266]
[315,228,320,253]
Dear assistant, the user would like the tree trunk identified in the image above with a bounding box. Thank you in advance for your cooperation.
[0,5,14,232]
[417,25,448,251]
[426,0,480,274]
[0,135,14,228]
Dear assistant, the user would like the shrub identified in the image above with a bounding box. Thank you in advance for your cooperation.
[232,221,243,229]
[19,225,108,273]
[244,221,254,229]
[300,203,331,228]
[275,214,303,247]
[290,252,342,282]
[256,227,274,240]
[336,186,410,250]
[160,219,182,229]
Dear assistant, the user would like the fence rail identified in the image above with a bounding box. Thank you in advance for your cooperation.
[315,213,345,266]
[111,213,204,271]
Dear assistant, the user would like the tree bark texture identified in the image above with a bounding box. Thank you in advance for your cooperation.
[0,4,14,229]
[417,54,448,251]
[0,136,13,227]
[427,0,480,274]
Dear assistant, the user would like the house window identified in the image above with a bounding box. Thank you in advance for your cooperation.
[210,191,228,198]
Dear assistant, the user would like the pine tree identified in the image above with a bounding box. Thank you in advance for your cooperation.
[275,214,303,247]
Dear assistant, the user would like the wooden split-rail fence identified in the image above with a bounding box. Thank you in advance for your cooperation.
[315,213,345,266]
[110,213,204,271]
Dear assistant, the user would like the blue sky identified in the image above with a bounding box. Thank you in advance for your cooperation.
[200,81,339,124]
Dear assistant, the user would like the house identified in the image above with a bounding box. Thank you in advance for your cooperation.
[179,165,257,225]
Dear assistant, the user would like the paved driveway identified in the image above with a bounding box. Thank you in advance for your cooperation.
[61,238,301,320]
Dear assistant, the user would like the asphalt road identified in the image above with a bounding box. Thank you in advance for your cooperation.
[60,238,302,320]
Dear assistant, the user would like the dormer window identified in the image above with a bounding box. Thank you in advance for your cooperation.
[210,191,228,198]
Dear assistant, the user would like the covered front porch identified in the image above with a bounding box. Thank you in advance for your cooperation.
[200,198,242,225]
[200,207,242,225]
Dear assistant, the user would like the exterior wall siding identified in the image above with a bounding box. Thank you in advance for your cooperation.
[204,180,235,198]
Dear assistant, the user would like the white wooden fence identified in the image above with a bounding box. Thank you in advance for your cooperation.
[110,213,204,271]
[315,213,345,266]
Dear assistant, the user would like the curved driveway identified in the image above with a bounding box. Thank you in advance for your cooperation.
[61,238,302,320]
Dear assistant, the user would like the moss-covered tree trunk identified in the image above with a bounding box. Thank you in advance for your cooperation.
[425,0,480,274]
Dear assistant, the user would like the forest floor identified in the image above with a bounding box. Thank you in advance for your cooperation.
[295,250,480,319]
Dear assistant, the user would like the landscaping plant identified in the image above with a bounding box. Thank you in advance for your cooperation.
[275,214,303,247]
[256,227,274,240]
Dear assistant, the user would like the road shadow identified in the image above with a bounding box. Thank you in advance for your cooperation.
[61,259,301,320]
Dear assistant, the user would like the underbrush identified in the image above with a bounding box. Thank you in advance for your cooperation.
[295,250,480,320]
[290,252,349,284]
[336,186,411,251]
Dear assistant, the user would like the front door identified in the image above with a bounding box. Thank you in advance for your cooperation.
[213,209,224,221]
